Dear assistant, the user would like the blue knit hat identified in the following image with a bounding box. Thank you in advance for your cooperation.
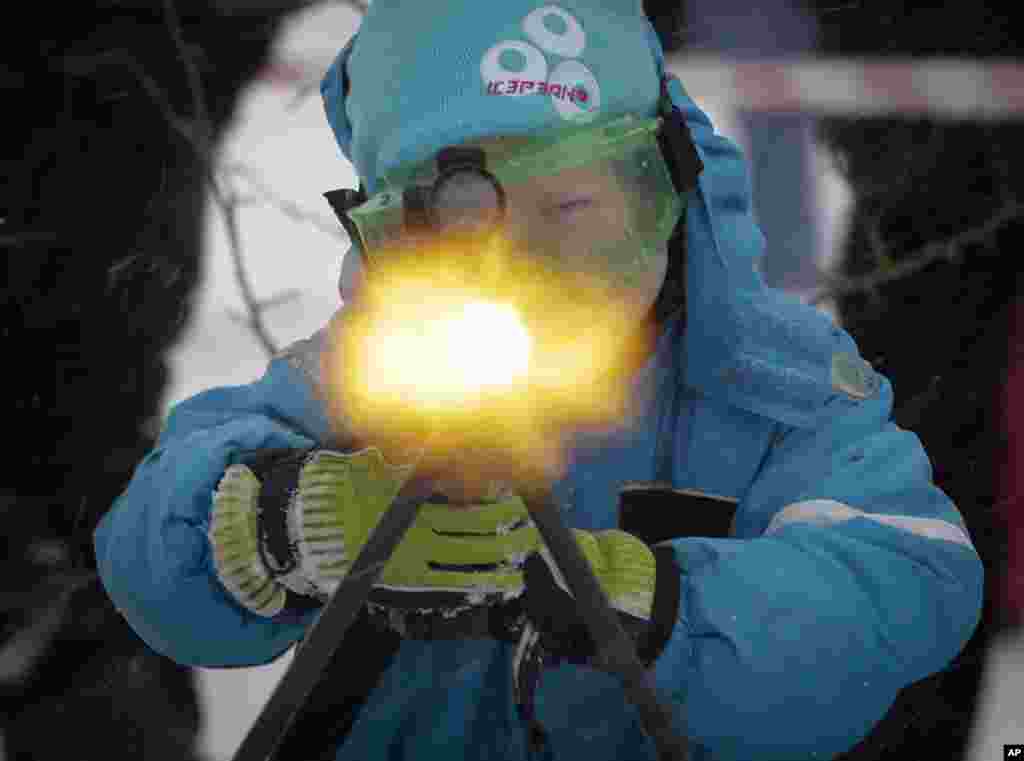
[321,0,665,194]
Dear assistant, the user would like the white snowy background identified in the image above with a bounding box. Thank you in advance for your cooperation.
[162,4,1023,759]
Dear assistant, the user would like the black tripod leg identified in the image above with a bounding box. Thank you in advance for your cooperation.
[231,478,429,761]
[521,488,690,761]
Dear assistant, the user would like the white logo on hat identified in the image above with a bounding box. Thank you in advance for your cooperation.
[480,5,602,122]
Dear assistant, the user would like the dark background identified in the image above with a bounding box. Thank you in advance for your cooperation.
[3,0,1019,758]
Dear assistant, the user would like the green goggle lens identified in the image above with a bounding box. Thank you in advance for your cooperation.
[345,114,683,268]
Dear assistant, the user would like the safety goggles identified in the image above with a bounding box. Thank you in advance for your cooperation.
[324,111,700,286]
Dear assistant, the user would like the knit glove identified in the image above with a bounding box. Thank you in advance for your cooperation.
[208,447,411,616]
[208,447,544,623]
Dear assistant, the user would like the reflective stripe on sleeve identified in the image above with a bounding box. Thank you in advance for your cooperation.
[764,499,976,551]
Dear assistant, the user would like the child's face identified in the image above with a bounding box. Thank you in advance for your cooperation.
[465,137,669,325]
[413,144,669,507]
[338,140,672,506]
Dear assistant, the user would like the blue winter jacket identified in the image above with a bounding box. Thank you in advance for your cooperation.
[94,84,983,761]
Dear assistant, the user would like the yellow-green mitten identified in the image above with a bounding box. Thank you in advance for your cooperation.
[209,447,415,616]
[208,447,543,620]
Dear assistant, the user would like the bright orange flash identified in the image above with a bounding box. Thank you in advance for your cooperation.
[368,300,532,403]
[323,233,646,485]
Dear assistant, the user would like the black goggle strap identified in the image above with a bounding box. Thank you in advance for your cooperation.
[324,184,370,267]
[657,76,704,198]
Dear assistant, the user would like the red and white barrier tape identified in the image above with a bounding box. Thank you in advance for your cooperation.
[258,54,1024,119]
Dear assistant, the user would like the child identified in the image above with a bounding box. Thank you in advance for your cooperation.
[94,2,983,759]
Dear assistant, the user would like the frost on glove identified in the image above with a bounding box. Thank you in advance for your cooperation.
[208,447,416,617]
[208,447,545,630]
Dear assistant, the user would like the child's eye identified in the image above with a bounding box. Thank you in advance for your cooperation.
[552,197,594,216]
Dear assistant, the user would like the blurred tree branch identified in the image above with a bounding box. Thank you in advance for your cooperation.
[69,0,323,358]
[285,78,322,112]
[74,51,289,353]
[809,199,1024,306]
[212,181,282,356]
[157,0,286,356]
[160,0,366,357]
[221,163,348,239]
